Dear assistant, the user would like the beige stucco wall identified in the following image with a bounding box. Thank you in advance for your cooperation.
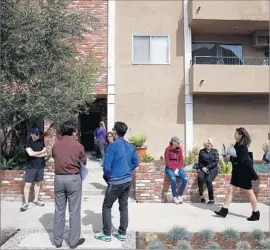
[115,0,185,158]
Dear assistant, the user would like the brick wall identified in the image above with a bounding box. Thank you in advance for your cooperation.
[135,163,270,203]
[0,162,55,202]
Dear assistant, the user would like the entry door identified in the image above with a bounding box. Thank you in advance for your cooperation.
[79,112,101,151]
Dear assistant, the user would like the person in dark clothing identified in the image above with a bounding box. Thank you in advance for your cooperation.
[164,136,187,204]
[20,128,48,212]
[95,122,139,242]
[52,121,87,248]
[215,127,260,221]
[198,138,219,204]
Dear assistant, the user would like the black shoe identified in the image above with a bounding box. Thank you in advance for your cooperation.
[201,198,206,203]
[214,207,228,218]
[55,244,62,248]
[208,200,215,204]
[247,211,260,221]
[70,238,85,249]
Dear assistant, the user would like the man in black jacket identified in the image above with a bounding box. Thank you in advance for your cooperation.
[198,138,219,204]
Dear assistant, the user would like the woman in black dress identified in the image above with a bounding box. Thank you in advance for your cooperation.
[214,127,260,221]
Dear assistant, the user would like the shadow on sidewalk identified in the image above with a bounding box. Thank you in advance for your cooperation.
[82,210,117,233]
[39,213,55,245]
[190,203,248,219]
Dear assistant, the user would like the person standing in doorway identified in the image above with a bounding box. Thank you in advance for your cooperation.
[52,121,87,248]
[95,122,139,242]
[164,136,187,204]
[214,127,260,221]
[95,121,107,162]
[20,128,48,212]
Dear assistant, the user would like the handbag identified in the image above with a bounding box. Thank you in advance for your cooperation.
[80,163,88,181]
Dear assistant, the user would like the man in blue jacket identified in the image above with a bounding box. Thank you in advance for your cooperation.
[95,122,139,242]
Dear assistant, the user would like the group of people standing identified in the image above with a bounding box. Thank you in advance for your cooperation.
[20,123,261,249]
[164,127,260,221]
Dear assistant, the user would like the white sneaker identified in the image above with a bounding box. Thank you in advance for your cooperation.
[178,196,183,204]
[173,197,180,204]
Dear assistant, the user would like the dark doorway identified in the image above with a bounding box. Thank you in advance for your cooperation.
[79,112,101,151]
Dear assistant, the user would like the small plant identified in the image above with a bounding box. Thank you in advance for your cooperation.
[205,242,221,249]
[262,143,269,152]
[198,229,215,241]
[166,226,191,242]
[140,153,154,163]
[129,133,147,148]
[259,238,270,249]
[221,228,240,240]
[236,241,251,249]
[175,241,192,249]
[250,229,265,240]
[185,147,200,166]
[145,233,158,243]
[218,160,232,174]
[147,240,166,249]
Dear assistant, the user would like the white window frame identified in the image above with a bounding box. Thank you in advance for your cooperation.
[132,34,171,65]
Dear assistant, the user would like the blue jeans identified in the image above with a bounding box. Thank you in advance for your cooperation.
[165,168,188,197]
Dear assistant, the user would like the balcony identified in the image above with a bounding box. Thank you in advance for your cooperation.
[189,56,269,95]
[188,0,269,34]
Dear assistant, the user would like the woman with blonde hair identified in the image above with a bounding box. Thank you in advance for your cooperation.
[198,138,219,204]
[215,127,260,221]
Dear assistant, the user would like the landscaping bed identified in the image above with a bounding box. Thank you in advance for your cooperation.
[136,228,270,249]
[0,229,20,247]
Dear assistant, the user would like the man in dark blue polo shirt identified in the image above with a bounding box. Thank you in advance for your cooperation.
[20,128,48,212]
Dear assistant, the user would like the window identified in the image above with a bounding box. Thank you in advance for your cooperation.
[132,35,170,64]
[192,42,243,65]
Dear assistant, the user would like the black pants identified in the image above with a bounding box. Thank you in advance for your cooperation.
[102,181,131,236]
[198,170,217,200]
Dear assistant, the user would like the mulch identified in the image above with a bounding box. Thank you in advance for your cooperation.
[137,232,270,249]
[0,229,20,247]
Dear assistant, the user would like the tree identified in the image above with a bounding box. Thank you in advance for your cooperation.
[0,0,101,163]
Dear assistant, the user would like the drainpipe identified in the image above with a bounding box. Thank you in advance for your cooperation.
[183,0,193,156]
[107,0,116,131]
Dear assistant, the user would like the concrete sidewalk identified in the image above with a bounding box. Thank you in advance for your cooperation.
[1,199,269,249]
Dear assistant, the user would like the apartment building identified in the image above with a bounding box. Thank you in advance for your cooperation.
[106,0,269,159]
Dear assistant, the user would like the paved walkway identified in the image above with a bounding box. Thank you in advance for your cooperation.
[1,158,269,249]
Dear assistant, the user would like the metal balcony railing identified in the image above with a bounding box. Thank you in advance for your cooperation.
[191,56,270,66]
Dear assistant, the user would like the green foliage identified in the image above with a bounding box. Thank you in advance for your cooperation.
[250,229,265,240]
[185,147,200,166]
[0,157,17,170]
[147,240,166,249]
[129,133,147,147]
[259,238,270,249]
[262,143,269,152]
[140,153,154,163]
[236,241,251,249]
[1,0,101,160]
[198,229,215,241]
[218,160,232,174]
[204,242,221,249]
[166,226,191,242]
[175,241,192,249]
[221,228,240,240]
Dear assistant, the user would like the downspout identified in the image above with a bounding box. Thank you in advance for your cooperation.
[183,0,193,156]
[107,0,116,131]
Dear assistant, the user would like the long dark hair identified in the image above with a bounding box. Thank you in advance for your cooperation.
[106,132,114,144]
[236,127,251,147]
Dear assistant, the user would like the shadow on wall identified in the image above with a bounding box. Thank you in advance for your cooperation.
[177,82,186,125]
[193,95,269,125]
[176,12,184,58]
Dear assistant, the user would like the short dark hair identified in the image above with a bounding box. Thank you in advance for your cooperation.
[60,121,76,136]
[236,127,251,146]
[113,122,128,137]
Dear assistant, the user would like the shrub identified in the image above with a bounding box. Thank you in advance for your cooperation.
[236,241,251,249]
[148,240,166,249]
[166,226,191,242]
[204,242,221,249]
[145,233,158,243]
[218,160,232,174]
[140,153,154,163]
[185,147,200,166]
[250,229,265,240]
[129,133,147,148]
[259,238,270,249]
[221,228,240,240]
[175,241,192,249]
[198,229,215,241]
[262,143,269,152]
